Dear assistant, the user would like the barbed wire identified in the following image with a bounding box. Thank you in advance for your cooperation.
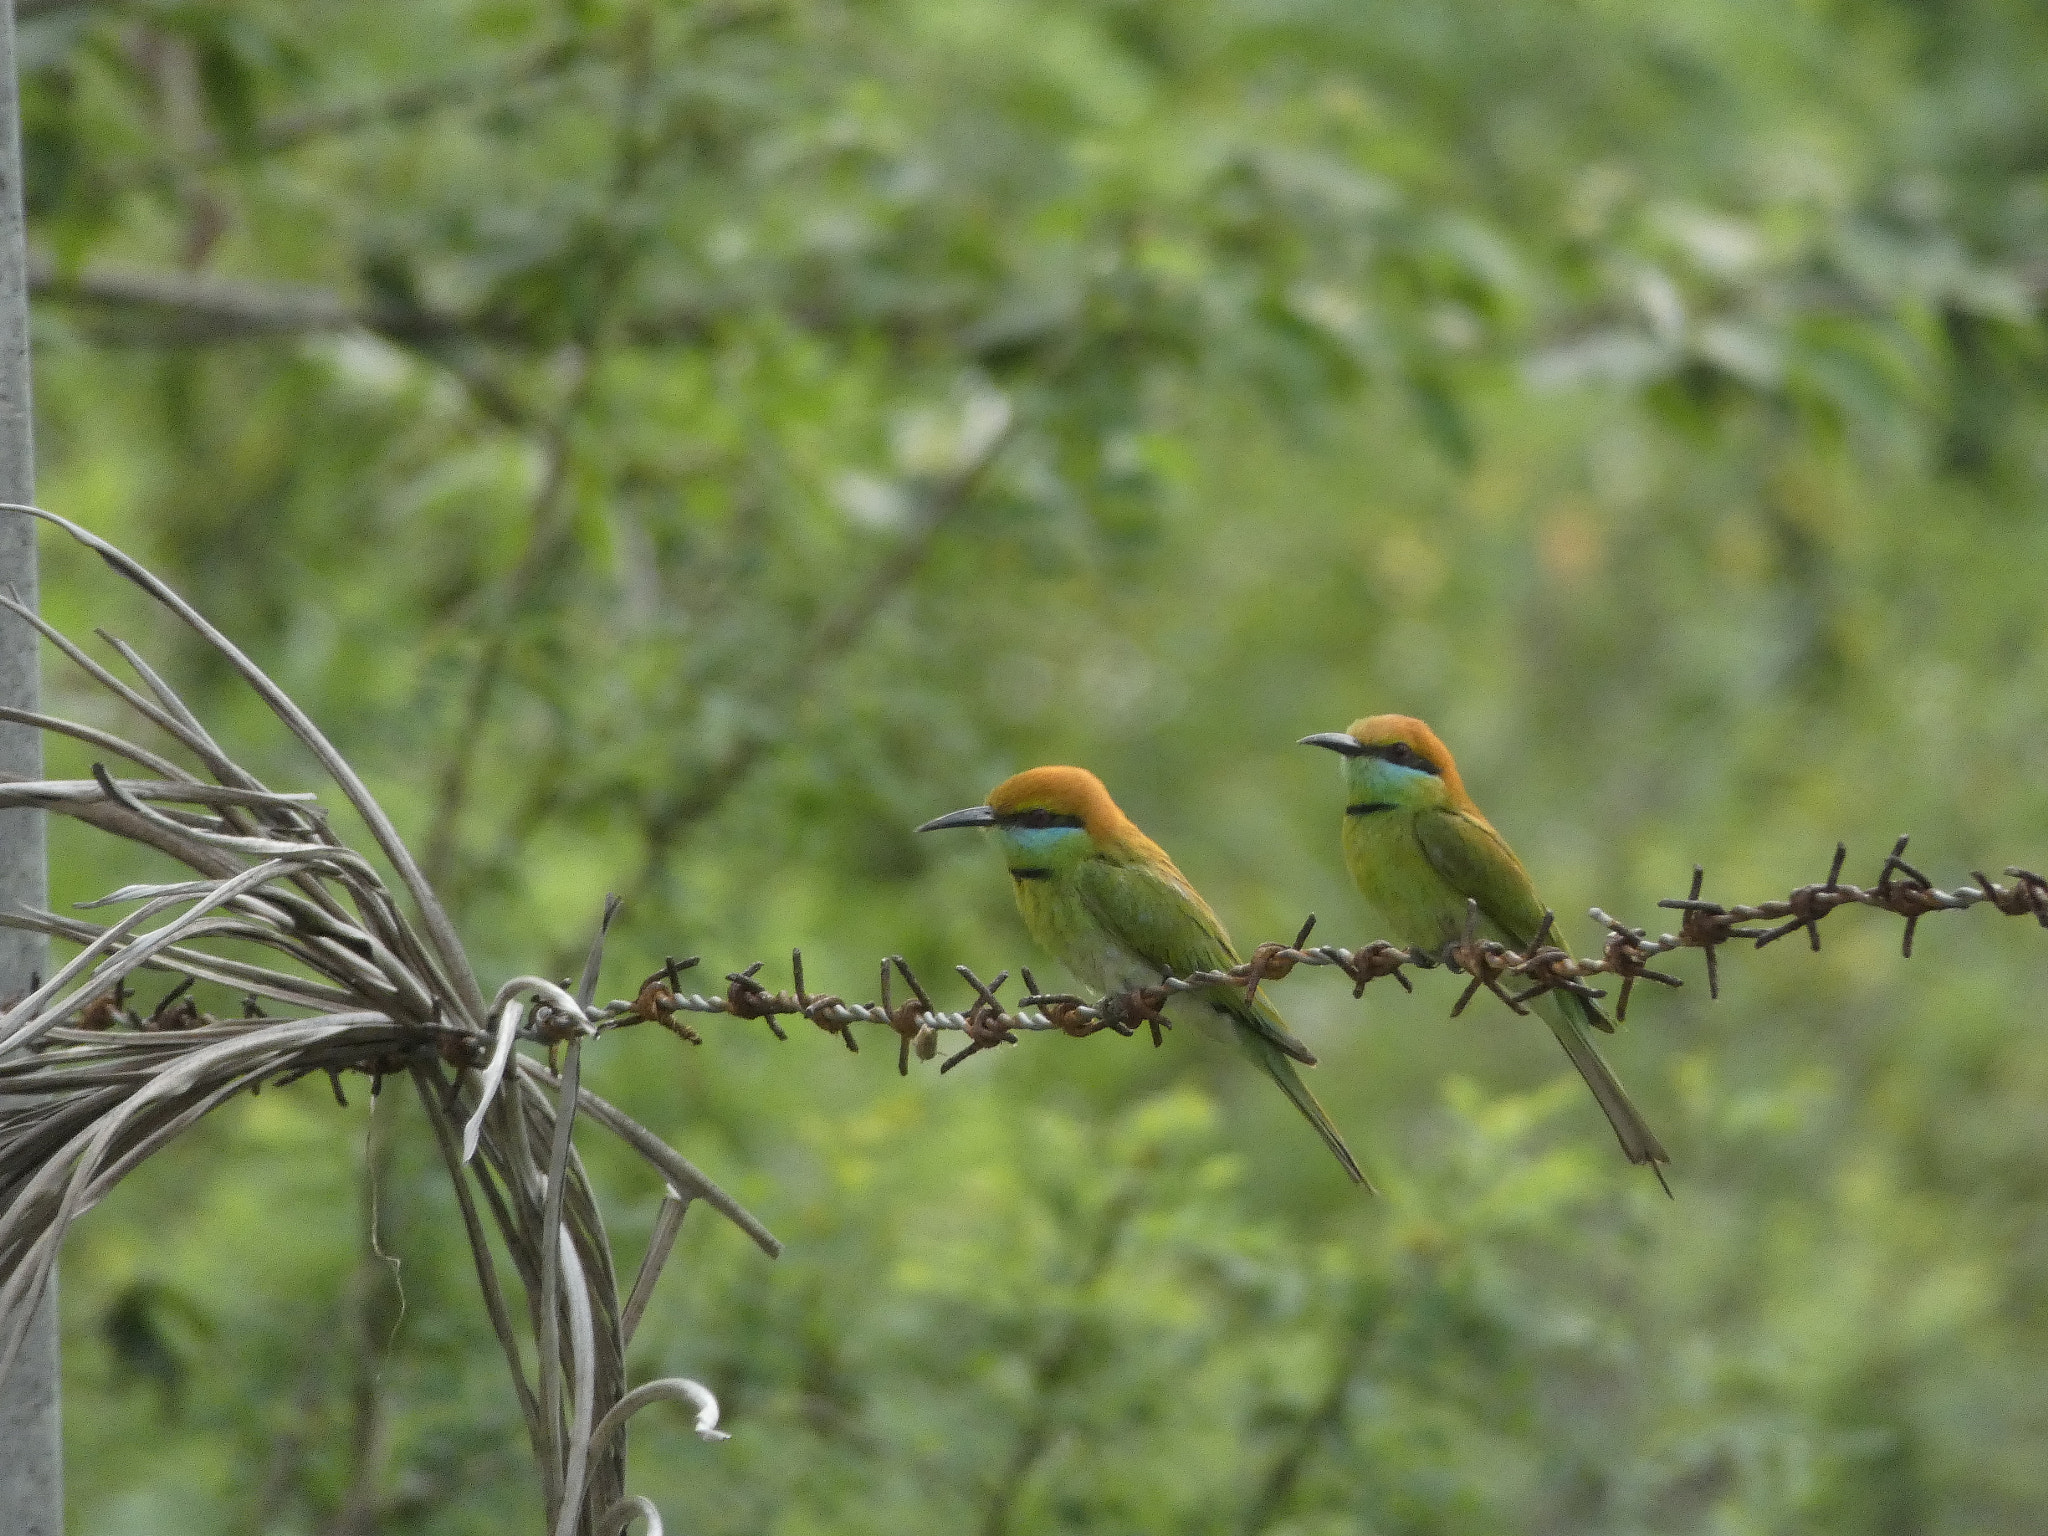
[54,838,2039,1079]
[488,837,2046,1078]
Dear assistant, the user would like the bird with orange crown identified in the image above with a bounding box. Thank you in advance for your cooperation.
[1300,715,1669,1186]
[919,766,1370,1188]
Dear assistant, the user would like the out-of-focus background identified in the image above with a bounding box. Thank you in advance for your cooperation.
[18,0,2048,1530]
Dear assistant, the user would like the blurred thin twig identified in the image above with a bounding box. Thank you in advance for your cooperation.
[422,8,660,895]
[622,394,1017,907]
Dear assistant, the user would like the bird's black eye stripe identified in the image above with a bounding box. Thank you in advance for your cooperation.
[1363,742,1441,775]
[996,808,1087,830]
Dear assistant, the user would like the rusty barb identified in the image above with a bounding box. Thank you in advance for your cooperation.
[67,973,277,1035]
[541,836,2047,1071]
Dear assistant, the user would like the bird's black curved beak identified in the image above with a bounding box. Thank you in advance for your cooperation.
[1298,732,1369,756]
[916,804,998,832]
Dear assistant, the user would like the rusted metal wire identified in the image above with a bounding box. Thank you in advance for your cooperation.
[570,839,2046,1072]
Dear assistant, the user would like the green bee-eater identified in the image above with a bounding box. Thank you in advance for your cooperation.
[1300,716,1669,1180]
[920,765,1370,1188]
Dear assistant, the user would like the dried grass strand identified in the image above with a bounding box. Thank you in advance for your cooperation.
[620,1191,689,1348]
[4,504,488,1026]
[0,510,775,1531]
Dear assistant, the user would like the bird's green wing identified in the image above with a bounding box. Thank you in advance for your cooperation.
[1411,808,1547,948]
[1413,807,1616,1033]
[1070,855,1316,1064]
[1070,853,1237,973]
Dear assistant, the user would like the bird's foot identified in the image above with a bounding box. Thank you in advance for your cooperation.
[1098,985,1172,1047]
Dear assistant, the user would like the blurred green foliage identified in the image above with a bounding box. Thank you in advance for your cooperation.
[17,0,2048,1530]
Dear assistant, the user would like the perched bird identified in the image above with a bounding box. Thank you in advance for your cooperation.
[1299,716,1669,1185]
[919,766,1370,1187]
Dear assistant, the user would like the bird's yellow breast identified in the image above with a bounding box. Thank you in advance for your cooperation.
[1009,868,1156,994]
[1340,810,1466,951]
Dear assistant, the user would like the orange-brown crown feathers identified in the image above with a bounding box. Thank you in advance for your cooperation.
[986,764,1224,936]
[986,765,1145,846]
[1346,715,1476,807]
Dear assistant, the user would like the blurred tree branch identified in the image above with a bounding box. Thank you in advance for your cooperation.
[26,252,987,353]
[323,1101,401,1536]
[979,1185,1139,1536]
[619,396,1017,909]
[28,255,375,340]
[243,0,781,157]
[419,6,655,897]
[1239,1304,1376,1534]
[419,356,592,895]
[251,36,592,157]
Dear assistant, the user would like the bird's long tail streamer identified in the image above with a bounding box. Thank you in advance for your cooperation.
[1249,1032,1373,1191]
[1541,993,1671,1193]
